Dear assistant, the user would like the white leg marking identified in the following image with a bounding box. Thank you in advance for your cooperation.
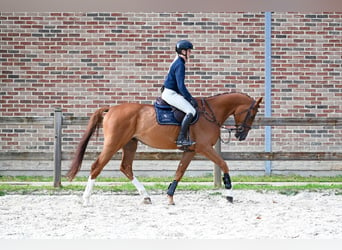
[132,176,149,197]
[224,187,234,203]
[225,188,233,198]
[83,176,95,206]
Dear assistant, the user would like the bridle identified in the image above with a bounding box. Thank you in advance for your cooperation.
[200,98,257,144]
[231,99,256,133]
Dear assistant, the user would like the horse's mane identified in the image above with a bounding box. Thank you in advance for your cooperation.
[204,91,252,100]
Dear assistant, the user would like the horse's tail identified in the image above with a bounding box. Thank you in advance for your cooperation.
[66,107,109,181]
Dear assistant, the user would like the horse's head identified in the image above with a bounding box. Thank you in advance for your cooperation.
[233,97,262,141]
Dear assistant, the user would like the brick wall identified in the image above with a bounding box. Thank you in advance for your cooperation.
[271,13,342,152]
[1,12,341,155]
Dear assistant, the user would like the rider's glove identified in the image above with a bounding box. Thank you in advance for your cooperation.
[190,98,198,108]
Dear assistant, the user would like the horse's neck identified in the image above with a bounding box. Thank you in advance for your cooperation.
[206,93,249,124]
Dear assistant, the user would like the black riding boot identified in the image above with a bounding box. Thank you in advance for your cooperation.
[176,113,196,146]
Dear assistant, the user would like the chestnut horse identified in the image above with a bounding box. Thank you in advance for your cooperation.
[67,92,262,205]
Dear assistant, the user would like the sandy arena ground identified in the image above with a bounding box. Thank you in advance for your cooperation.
[0,190,341,239]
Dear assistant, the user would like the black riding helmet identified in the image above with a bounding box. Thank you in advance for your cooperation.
[175,40,193,54]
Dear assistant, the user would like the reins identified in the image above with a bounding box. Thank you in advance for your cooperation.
[199,98,233,144]
[200,98,221,127]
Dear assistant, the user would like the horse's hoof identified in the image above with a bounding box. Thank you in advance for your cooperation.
[167,195,175,205]
[226,196,233,203]
[142,197,152,205]
[83,199,90,207]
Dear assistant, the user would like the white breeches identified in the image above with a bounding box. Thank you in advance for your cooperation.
[161,88,196,116]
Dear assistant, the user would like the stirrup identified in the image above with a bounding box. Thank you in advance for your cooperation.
[176,139,196,147]
[178,145,195,152]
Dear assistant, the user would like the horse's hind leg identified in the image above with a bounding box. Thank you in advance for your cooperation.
[167,151,196,205]
[120,139,151,204]
[83,144,120,206]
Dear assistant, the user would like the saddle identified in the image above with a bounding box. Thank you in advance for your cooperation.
[154,97,199,126]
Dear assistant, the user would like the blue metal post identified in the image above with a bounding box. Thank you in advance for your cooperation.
[264,12,272,175]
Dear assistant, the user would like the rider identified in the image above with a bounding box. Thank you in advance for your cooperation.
[161,40,198,147]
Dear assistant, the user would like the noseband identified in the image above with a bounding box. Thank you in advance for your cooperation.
[233,100,256,133]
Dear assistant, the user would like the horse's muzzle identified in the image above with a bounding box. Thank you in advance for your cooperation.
[234,125,249,141]
[236,132,248,141]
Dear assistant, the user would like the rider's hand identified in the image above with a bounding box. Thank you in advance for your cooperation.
[190,98,198,108]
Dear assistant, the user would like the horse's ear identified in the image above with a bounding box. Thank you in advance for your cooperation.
[255,97,263,107]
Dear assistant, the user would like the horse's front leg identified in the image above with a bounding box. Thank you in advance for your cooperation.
[167,151,196,205]
[222,172,233,203]
[199,147,233,203]
[120,139,152,204]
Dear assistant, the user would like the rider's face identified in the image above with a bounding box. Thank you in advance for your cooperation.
[185,49,192,61]
[187,49,192,55]
[179,49,192,62]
